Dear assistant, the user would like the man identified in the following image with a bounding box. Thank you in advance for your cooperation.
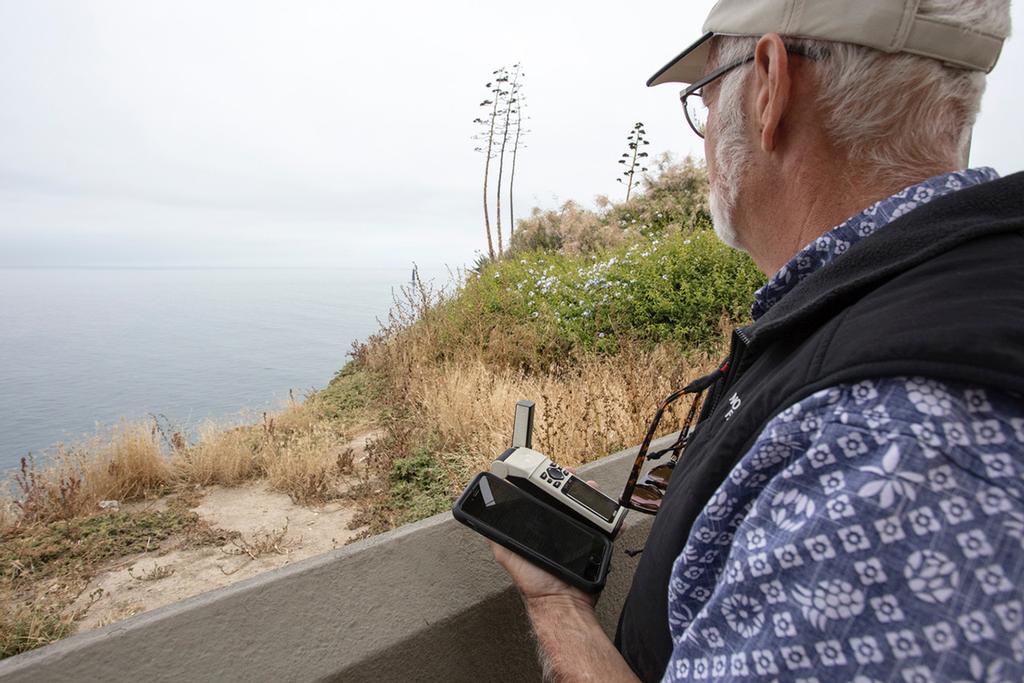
[493,0,1024,680]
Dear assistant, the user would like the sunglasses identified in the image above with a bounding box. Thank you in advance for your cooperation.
[617,367,723,514]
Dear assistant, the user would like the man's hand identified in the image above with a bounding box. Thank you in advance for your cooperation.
[489,541,597,609]
[486,476,640,682]
[490,473,601,609]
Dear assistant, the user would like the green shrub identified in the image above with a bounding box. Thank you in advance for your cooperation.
[423,226,763,367]
[384,449,454,526]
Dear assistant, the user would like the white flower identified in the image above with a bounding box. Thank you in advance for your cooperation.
[981,452,1014,478]
[745,526,767,550]
[939,496,974,525]
[874,514,906,544]
[964,388,992,413]
[720,594,764,637]
[729,653,749,677]
[907,506,940,535]
[942,421,970,445]
[850,380,878,404]
[711,655,727,678]
[773,544,805,569]
[837,524,872,553]
[974,564,1013,595]
[864,405,891,429]
[849,635,884,664]
[825,494,855,520]
[957,610,995,642]
[885,629,922,659]
[803,534,837,561]
[751,649,778,675]
[806,444,835,469]
[922,621,957,652]
[773,611,797,637]
[854,558,888,586]
[926,464,957,492]
[870,594,905,623]
[747,552,772,578]
[751,441,792,470]
[704,489,733,520]
[910,421,943,458]
[909,378,954,417]
[972,419,1006,445]
[701,627,724,649]
[955,529,993,559]
[791,580,865,630]
[994,600,1023,632]
[904,550,959,604]
[977,486,1013,514]
[725,560,744,584]
[770,488,816,531]
[857,443,924,508]
[759,580,786,604]
[814,639,847,666]
[1011,418,1024,442]
[819,470,845,494]
[837,431,869,458]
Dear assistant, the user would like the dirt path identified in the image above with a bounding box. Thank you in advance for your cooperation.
[70,431,378,632]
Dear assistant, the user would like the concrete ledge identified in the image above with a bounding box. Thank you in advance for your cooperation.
[0,437,674,682]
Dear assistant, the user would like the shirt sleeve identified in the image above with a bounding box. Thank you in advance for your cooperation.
[661,377,1024,682]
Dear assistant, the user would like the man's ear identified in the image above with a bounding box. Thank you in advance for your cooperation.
[754,33,792,153]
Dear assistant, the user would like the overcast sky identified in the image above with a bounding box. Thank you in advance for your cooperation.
[1,1,1022,270]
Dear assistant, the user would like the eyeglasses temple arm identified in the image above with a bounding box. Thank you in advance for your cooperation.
[618,387,690,508]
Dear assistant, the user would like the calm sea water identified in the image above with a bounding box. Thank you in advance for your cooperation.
[0,267,412,474]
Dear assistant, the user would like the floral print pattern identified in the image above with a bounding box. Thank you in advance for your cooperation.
[662,169,1024,680]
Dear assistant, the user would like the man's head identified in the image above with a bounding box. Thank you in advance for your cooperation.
[650,0,1011,270]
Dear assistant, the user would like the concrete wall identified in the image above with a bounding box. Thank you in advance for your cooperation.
[0,437,674,682]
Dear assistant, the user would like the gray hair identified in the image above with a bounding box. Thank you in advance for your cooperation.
[711,0,1012,186]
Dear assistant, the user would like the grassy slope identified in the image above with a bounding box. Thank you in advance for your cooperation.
[0,157,764,655]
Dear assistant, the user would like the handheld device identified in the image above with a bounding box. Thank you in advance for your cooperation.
[452,471,613,593]
[490,400,627,537]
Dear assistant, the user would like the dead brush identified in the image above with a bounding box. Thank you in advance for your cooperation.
[10,454,86,527]
[82,424,171,504]
[402,343,721,473]
[128,563,175,582]
[176,423,260,487]
[6,428,172,528]
[262,424,351,505]
[219,520,297,575]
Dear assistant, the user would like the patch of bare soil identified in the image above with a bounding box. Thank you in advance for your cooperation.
[70,431,378,632]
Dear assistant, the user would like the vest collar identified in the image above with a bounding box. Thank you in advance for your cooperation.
[744,171,1024,354]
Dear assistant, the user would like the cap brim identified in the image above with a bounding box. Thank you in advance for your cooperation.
[647,32,713,87]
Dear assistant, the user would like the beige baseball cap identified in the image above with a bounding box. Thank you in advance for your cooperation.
[648,0,1007,86]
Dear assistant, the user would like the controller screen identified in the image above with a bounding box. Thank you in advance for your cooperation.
[562,476,618,523]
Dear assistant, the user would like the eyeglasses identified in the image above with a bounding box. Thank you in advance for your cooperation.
[679,47,819,139]
[618,367,724,514]
[679,54,755,139]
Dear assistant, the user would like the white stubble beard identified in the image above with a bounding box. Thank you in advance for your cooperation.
[707,76,752,252]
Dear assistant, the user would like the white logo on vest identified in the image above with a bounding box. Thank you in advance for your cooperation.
[725,392,742,422]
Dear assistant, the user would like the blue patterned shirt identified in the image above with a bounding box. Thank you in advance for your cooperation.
[662,168,1024,681]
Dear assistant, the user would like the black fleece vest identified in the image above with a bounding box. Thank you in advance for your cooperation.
[615,172,1024,682]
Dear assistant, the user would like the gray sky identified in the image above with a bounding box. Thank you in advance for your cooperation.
[1,1,1022,269]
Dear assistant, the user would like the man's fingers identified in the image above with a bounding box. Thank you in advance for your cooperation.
[565,466,601,491]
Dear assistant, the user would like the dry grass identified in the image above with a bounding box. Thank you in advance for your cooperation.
[408,345,720,473]
[2,395,356,535]
[176,424,259,487]
[128,563,175,582]
[218,521,297,575]
[0,602,75,658]
[11,424,171,527]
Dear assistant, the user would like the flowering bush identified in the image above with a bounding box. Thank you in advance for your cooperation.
[450,227,763,366]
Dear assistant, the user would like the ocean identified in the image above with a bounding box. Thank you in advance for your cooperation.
[0,267,415,475]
